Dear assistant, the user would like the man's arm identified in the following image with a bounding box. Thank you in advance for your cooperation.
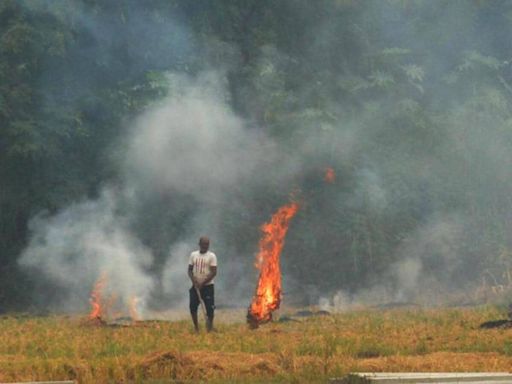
[198,266,217,288]
[188,264,198,287]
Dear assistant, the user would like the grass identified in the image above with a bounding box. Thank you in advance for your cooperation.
[0,306,511,383]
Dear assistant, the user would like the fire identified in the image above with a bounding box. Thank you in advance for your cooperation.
[247,202,299,327]
[89,272,107,319]
[87,273,144,324]
[324,167,335,183]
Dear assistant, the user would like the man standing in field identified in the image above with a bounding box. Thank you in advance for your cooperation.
[188,236,217,332]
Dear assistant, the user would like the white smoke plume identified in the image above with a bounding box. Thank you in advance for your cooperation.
[17,1,512,315]
[125,72,280,200]
[19,189,154,314]
[19,72,297,315]
[391,215,466,304]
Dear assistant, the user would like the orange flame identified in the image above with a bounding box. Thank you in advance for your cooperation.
[248,202,299,326]
[324,167,335,183]
[89,273,107,319]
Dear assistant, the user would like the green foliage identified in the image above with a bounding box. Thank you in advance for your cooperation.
[2,0,512,309]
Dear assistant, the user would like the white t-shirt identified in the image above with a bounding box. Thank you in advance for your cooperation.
[189,250,217,285]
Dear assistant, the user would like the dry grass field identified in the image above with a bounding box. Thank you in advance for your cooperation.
[1,306,512,383]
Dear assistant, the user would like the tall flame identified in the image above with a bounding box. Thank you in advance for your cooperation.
[324,167,335,183]
[89,272,107,319]
[247,202,299,327]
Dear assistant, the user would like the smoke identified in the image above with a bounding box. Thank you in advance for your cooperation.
[125,72,279,201]
[319,214,464,309]
[295,1,512,307]
[161,241,192,307]
[19,189,154,313]
[19,70,301,315]
[15,1,512,314]
[123,72,300,308]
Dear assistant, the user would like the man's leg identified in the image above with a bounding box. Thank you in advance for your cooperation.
[189,287,200,332]
[201,285,215,332]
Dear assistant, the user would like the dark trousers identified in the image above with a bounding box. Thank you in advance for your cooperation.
[189,284,215,318]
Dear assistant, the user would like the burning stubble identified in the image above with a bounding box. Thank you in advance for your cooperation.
[18,73,299,315]
[19,189,155,315]
[247,201,299,328]
[89,272,107,320]
[15,1,512,314]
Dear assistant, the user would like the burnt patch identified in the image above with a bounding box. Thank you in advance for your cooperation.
[294,309,331,317]
[479,319,512,329]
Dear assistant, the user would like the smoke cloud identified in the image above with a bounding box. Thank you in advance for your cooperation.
[19,71,300,315]
[19,189,154,312]
[16,1,512,314]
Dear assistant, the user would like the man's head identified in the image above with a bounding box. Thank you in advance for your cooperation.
[199,236,210,253]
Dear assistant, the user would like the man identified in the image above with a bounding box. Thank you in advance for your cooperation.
[188,236,217,332]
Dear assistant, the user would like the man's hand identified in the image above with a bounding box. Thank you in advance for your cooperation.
[188,265,198,287]
[192,278,202,289]
[200,266,217,287]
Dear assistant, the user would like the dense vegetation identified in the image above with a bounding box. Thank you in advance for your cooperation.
[2,0,512,311]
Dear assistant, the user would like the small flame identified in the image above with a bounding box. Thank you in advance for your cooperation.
[247,202,299,327]
[89,273,107,319]
[324,167,335,183]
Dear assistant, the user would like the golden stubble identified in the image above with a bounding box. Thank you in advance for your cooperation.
[0,306,511,383]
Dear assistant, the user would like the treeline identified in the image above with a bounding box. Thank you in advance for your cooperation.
[2,0,512,309]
